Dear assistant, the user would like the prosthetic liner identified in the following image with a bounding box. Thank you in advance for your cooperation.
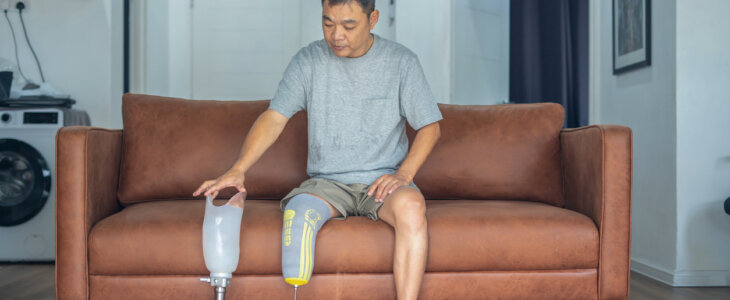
[282,194,332,299]
[200,192,246,300]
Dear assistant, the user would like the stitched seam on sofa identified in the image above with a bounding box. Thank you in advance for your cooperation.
[88,269,599,277]
[121,197,283,204]
[561,124,599,133]
[560,130,566,209]
[88,128,122,134]
[84,129,90,300]
[598,125,606,298]
[625,127,633,298]
[54,128,61,299]
[115,131,123,205]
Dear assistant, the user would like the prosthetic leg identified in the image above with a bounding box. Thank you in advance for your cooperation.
[281,194,332,299]
[200,192,246,300]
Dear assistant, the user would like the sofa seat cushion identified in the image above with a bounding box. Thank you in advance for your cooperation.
[88,200,598,276]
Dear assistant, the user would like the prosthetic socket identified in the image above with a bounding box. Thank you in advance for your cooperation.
[282,194,332,286]
[201,192,245,283]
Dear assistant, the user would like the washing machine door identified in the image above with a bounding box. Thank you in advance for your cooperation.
[0,139,51,226]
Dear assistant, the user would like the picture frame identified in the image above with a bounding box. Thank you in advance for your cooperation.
[613,0,651,74]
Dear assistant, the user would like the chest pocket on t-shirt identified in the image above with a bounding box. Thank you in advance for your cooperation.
[358,97,401,140]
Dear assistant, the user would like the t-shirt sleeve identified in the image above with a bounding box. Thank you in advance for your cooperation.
[268,50,309,118]
[399,55,443,130]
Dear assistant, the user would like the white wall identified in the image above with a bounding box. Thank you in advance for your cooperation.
[675,0,730,286]
[167,1,191,99]
[451,0,509,105]
[592,0,730,286]
[0,0,124,128]
[190,0,300,100]
[107,0,124,129]
[144,0,170,97]
[592,0,678,280]
[395,0,451,104]
[140,0,193,99]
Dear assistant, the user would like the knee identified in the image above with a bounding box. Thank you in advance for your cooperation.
[391,189,427,229]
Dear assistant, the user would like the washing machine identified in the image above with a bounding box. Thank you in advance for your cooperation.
[0,107,89,261]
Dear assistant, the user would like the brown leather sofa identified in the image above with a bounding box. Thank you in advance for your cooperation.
[56,94,632,299]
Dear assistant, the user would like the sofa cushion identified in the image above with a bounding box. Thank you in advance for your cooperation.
[88,200,598,276]
[119,94,309,205]
[406,103,565,206]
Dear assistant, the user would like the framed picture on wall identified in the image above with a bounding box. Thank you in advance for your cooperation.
[613,0,651,74]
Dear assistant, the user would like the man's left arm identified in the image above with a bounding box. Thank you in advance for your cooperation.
[368,121,441,202]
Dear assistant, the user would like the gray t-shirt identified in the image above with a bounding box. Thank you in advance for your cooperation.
[269,34,443,185]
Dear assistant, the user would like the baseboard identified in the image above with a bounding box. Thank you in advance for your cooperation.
[631,258,730,287]
[672,270,730,287]
[631,258,675,285]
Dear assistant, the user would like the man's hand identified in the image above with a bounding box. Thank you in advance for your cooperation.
[192,169,246,200]
[367,172,412,203]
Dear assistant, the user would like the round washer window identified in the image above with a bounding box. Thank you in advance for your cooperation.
[0,139,51,226]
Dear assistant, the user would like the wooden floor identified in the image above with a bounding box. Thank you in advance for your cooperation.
[0,263,728,299]
[0,264,55,300]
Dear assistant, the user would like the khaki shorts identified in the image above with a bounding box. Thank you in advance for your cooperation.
[280,177,420,221]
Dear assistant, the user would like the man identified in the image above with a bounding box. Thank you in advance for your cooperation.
[193,0,441,298]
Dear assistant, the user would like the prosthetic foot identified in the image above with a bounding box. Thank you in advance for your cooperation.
[281,194,332,299]
[200,192,246,300]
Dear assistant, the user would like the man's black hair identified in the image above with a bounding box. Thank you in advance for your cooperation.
[321,0,375,17]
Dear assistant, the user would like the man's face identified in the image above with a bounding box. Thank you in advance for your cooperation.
[322,0,379,58]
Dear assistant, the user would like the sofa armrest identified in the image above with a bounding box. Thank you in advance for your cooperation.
[561,125,632,300]
[56,126,123,300]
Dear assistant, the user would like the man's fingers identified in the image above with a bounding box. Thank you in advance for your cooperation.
[195,182,212,196]
[368,176,385,196]
[381,181,399,200]
[368,176,383,196]
[369,183,384,201]
[193,181,214,196]
[204,182,222,197]
[376,178,391,201]
[373,182,383,201]
[385,181,400,195]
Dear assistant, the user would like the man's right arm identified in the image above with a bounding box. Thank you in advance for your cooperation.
[192,109,290,198]
[229,109,290,175]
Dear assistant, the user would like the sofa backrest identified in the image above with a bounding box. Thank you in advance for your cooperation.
[118,94,565,206]
[405,103,565,206]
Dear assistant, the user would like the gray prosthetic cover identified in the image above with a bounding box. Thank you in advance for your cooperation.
[282,194,332,286]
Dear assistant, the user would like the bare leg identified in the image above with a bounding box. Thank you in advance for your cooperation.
[376,187,428,300]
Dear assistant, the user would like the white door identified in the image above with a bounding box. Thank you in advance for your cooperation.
[191,0,301,100]
[451,0,510,105]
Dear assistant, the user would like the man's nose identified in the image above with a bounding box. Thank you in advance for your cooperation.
[331,26,345,41]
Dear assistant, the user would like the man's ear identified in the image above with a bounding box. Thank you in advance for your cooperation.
[369,9,380,30]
